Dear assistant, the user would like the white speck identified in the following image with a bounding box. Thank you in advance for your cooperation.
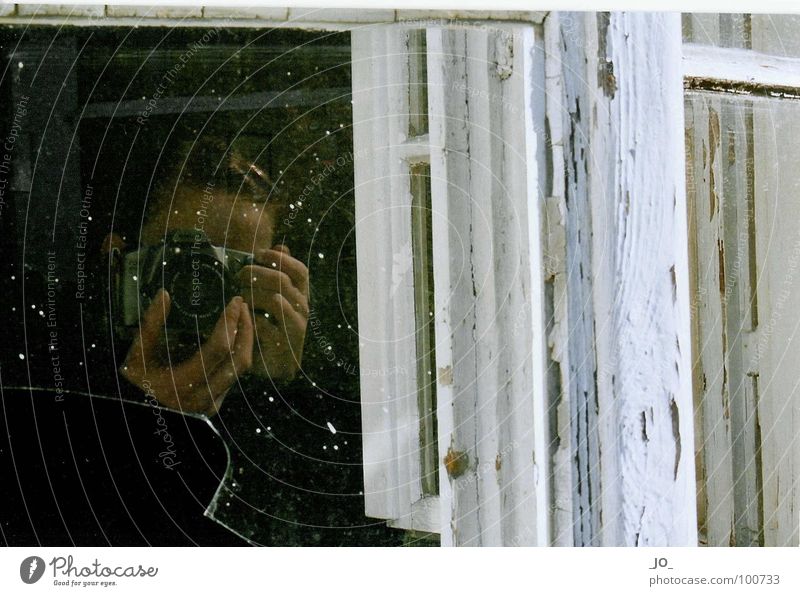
[264,313,270,318]
[326,422,336,434]
[10,275,15,280]
[326,130,330,135]
[256,428,262,434]
[38,310,44,316]
[18,62,23,69]
[30,304,35,309]
[318,253,324,259]
[307,218,312,223]
[132,275,138,281]
[91,343,96,348]
[87,216,92,221]
[312,382,316,387]
[18,353,24,359]
[271,262,277,267]
[323,445,327,450]
[266,426,271,431]
[174,247,181,254]
[333,445,339,450]
[268,396,274,402]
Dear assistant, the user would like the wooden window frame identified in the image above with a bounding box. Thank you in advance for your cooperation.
[682,19,800,547]
[351,21,549,543]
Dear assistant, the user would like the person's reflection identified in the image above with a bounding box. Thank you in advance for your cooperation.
[109,136,309,416]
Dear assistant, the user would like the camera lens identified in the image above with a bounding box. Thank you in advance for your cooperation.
[164,251,233,334]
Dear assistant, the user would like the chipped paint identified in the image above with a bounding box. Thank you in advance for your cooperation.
[444,446,470,479]
[437,365,453,386]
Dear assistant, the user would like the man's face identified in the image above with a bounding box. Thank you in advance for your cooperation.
[151,185,278,253]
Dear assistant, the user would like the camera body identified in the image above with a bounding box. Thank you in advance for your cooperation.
[115,229,253,339]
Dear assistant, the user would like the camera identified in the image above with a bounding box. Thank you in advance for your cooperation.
[114,229,253,339]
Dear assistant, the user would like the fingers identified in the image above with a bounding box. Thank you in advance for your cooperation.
[260,292,307,340]
[232,300,254,373]
[176,296,244,381]
[125,289,171,374]
[254,247,309,295]
[194,302,254,417]
[237,265,308,317]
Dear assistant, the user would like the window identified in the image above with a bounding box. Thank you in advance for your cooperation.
[684,13,800,546]
[0,22,408,546]
[0,10,549,547]
[351,22,548,543]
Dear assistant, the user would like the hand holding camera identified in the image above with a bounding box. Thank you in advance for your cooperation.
[116,231,309,415]
[120,289,254,417]
[237,244,309,382]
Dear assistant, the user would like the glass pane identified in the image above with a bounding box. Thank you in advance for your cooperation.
[410,163,438,496]
[683,13,800,58]
[686,91,800,546]
[0,25,406,546]
[682,13,751,48]
[407,29,428,138]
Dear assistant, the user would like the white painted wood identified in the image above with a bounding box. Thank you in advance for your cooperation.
[683,15,800,548]
[15,3,104,17]
[685,92,768,546]
[0,6,548,28]
[751,99,800,547]
[288,7,395,23]
[395,134,431,163]
[427,23,545,546]
[105,5,202,18]
[684,94,734,547]
[546,12,604,547]
[386,496,440,533]
[684,44,800,94]
[602,11,696,547]
[201,6,289,20]
[551,12,697,546]
[542,12,574,547]
[351,26,428,527]
[751,14,800,548]
[396,10,546,24]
